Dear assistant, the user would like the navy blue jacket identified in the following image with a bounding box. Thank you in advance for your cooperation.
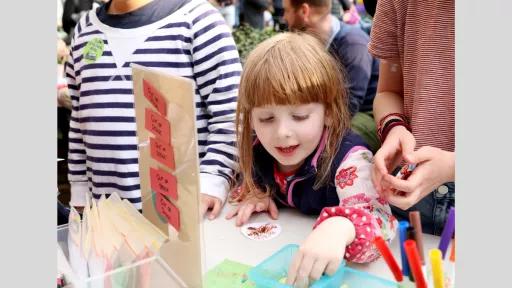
[252,131,369,215]
[328,22,380,116]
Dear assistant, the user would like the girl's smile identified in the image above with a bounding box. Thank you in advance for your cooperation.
[275,144,300,156]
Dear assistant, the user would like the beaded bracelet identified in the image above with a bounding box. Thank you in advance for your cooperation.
[377,113,411,143]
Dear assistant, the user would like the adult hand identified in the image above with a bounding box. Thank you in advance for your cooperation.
[372,125,416,196]
[286,217,355,286]
[383,146,455,210]
[200,194,224,220]
[225,194,278,226]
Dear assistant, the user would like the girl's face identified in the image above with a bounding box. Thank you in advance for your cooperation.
[251,103,326,173]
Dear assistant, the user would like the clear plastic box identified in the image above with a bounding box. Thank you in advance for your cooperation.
[248,244,398,288]
[57,224,185,288]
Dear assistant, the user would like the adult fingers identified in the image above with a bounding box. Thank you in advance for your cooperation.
[371,163,384,194]
[387,190,420,210]
[373,146,392,177]
[400,134,416,158]
[383,174,415,193]
[404,146,436,164]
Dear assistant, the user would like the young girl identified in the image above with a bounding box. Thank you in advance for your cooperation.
[226,32,397,285]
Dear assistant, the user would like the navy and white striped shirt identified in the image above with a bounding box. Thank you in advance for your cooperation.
[66,0,241,209]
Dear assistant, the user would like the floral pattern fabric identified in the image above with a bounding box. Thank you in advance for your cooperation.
[313,148,397,263]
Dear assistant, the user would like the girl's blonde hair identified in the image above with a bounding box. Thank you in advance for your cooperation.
[235,32,351,200]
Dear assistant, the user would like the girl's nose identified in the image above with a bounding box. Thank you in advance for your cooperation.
[277,120,293,138]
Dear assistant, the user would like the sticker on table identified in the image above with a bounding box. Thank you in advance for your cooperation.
[143,79,167,116]
[241,222,281,241]
[145,108,171,142]
[150,167,178,200]
[155,192,180,231]
[150,137,175,169]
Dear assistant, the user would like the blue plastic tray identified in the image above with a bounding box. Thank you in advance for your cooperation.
[248,244,398,288]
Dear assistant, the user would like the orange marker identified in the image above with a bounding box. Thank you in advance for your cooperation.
[449,239,455,262]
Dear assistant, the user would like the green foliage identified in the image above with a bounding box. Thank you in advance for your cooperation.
[232,25,280,65]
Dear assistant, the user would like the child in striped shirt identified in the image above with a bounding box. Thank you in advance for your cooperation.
[65,0,241,215]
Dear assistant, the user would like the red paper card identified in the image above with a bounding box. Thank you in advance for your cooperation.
[150,137,175,169]
[156,192,180,231]
[145,108,171,142]
[150,167,178,200]
[143,79,167,116]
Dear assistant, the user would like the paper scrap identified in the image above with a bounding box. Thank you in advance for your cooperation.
[150,167,178,200]
[155,193,180,231]
[204,259,254,288]
[145,108,171,142]
[143,79,167,116]
[150,137,175,170]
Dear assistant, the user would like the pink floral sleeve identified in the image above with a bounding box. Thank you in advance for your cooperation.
[313,147,397,263]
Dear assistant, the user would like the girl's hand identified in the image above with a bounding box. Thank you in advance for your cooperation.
[225,195,279,226]
[286,217,355,287]
[383,146,455,210]
[372,126,416,196]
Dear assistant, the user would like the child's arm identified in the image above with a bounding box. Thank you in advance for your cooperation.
[287,148,397,285]
[314,148,398,263]
[190,6,242,206]
[66,31,89,208]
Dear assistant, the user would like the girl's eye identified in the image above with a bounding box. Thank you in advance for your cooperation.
[292,114,309,121]
[258,116,274,123]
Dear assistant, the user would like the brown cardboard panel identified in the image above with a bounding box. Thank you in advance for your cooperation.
[132,64,203,288]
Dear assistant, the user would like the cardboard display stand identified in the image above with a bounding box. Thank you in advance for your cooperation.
[132,64,204,287]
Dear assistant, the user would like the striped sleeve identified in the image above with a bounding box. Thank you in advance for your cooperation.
[190,5,242,203]
[367,0,400,60]
[66,31,90,207]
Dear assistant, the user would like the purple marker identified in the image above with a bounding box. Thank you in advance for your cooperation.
[438,207,455,258]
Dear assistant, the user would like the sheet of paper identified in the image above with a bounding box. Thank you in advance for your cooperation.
[68,207,89,280]
[204,259,254,288]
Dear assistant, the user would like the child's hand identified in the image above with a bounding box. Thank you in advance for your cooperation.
[372,126,416,196]
[200,194,224,220]
[286,217,355,286]
[225,195,279,226]
[383,146,455,210]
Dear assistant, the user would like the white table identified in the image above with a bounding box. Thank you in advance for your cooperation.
[202,204,440,281]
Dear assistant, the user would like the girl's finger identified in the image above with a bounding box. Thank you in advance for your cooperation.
[309,259,328,281]
[286,251,304,285]
[237,203,255,226]
[225,205,240,220]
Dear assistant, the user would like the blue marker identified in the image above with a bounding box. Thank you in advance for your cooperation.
[399,221,410,277]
